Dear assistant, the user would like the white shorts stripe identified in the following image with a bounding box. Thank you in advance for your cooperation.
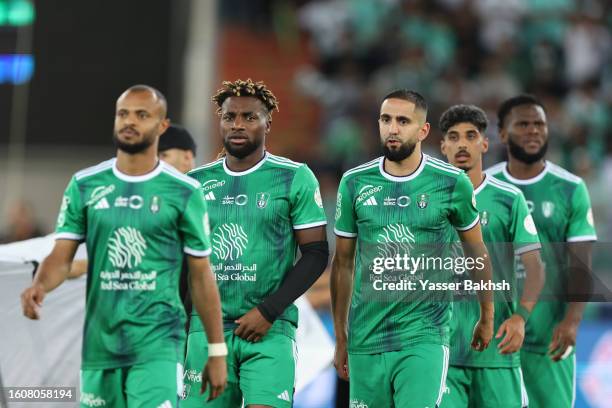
[571,354,577,408]
[519,367,529,407]
[436,345,449,407]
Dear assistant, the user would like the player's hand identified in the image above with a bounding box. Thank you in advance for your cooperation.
[496,314,525,354]
[201,356,227,401]
[471,317,493,351]
[20,283,46,320]
[333,339,349,381]
[548,318,578,362]
[234,307,272,342]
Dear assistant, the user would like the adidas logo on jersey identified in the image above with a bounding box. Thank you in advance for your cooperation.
[277,390,291,402]
[204,192,216,201]
[362,196,378,206]
[93,197,110,210]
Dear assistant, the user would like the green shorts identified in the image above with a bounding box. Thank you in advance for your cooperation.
[348,344,449,408]
[182,329,297,408]
[440,365,528,408]
[80,361,182,408]
[520,349,575,408]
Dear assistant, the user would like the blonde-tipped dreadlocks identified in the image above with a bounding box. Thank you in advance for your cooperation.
[212,79,279,159]
[212,79,279,116]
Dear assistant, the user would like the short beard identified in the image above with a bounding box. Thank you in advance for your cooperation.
[508,137,548,164]
[382,140,417,162]
[223,138,260,159]
[113,131,155,155]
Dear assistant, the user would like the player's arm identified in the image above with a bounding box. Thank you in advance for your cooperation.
[330,236,356,380]
[188,255,227,400]
[549,181,596,361]
[497,194,545,354]
[21,239,79,319]
[67,259,88,279]
[549,241,593,361]
[235,226,329,342]
[458,223,494,351]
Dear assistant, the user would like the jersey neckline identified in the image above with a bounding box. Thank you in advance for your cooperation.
[473,174,488,195]
[502,161,549,185]
[223,151,268,176]
[378,153,426,182]
[112,158,164,182]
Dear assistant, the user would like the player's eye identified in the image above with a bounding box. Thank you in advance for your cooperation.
[247,115,257,121]
[222,114,233,121]
[138,112,149,119]
[399,119,408,126]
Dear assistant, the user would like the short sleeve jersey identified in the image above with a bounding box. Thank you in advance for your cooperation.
[334,154,479,354]
[56,159,211,369]
[187,152,327,337]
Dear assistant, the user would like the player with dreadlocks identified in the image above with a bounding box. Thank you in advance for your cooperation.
[182,79,329,407]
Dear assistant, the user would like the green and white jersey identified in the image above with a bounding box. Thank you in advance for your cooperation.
[450,174,541,368]
[187,152,327,338]
[334,154,480,354]
[55,158,211,370]
[487,161,597,353]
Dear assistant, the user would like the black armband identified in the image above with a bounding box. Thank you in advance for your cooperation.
[257,240,329,323]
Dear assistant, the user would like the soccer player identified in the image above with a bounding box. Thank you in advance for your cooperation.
[440,104,544,407]
[332,90,494,408]
[487,95,597,408]
[182,79,329,408]
[20,85,227,408]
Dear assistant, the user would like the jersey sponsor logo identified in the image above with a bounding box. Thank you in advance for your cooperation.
[213,223,248,260]
[314,187,324,208]
[108,227,147,268]
[587,208,594,226]
[114,195,143,209]
[542,201,554,218]
[221,194,248,205]
[335,193,342,220]
[362,196,378,206]
[57,196,70,227]
[356,185,382,203]
[277,390,291,402]
[202,179,226,191]
[94,197,110,210]
[480,210,489,226]
[183,368,202,383]
[86,184,115,206]
[80,392,107,407]
[349,399,369,408]
[524,214,537,235]
[417,193,429,209]
[256,192,270,209]
[383,195,411,207]
[150,196,161,213]
[204,191,216,201]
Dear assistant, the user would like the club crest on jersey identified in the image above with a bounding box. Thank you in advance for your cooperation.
[417,193,429,209]
[480,211,489,226]
[150,196,161,213]
[256,192,270,209]
[542,201,554,218]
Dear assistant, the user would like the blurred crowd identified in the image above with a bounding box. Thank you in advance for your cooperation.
[286,0,612,241]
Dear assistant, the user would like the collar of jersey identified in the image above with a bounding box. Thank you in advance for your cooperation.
[222,151,268,176]
[112,158,164,182]
[502,161,549,185]
[378,153,426,182]
[473,174,489,195]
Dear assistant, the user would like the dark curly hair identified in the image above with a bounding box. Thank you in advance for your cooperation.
[212,79,279,117]
[497,94,545,130]
[439,104,489,133]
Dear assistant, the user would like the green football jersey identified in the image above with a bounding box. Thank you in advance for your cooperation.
[487,161,597,353]
[450,174,541,368]
[334,154,480,354]
[186,152,327,337]
[55,159,212,370]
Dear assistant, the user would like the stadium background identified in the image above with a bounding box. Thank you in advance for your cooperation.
[0,0,610,406]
